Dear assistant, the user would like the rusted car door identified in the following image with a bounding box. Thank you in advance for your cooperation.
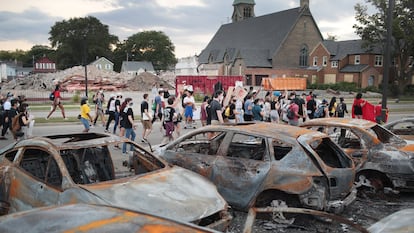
[299,136,355,201]
[162,132,227,179]
[9,148,61,212]
[211,132,271,209]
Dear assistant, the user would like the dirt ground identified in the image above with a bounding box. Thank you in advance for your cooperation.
[227,191,414,233]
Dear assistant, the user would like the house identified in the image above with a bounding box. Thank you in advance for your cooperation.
[198,0,322,86]
[121,61,156,75]
[175,56,199,75]
[91,57,114,71]
[310,39,384,88]
[0,61,23,82]
[33,57,56,73]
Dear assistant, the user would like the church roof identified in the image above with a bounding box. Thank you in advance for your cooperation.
[233,0,255,5]
[199,7,315,67]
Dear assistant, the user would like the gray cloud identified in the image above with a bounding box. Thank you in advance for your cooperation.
[0,0,363,56]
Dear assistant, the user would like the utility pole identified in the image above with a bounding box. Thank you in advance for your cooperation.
[83,35,88,97]
[381,0,394,123]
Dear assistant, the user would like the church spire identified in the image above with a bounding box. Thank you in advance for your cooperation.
[231,0,255,23]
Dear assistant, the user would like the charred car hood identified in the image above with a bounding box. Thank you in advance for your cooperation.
[79,166,227,223]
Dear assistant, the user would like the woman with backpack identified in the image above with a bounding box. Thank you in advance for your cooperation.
[46,82,67,120]
[328,97,337,117]
[336,97,348,118]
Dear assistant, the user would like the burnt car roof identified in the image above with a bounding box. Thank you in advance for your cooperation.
[302,118,377,129]
[200,123,326,139]
[0,204,219,233]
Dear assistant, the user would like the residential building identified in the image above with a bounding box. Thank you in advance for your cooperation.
[121,61,156,75]
[33,57,56,73]
[310,39,384,88]
[91,57,114,71]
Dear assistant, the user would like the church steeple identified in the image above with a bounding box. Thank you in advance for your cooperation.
[232,0,255,23]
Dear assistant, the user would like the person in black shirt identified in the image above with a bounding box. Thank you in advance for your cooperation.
[161,96,177,144]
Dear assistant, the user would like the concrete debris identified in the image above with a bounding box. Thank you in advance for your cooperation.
[1,66,174,92]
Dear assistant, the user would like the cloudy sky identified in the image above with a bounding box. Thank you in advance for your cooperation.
[0,0,366,58]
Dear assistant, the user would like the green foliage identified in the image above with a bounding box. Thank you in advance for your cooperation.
[193,93,205,102]
[113,31,177,72]
[49,16,118,69]
[353,0,414,95]
[308,82,359,92]
[72,91,81,103]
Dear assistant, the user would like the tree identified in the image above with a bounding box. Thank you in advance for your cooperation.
[49,16,118,70]
[353,0,414,95]
[114,31,177,72]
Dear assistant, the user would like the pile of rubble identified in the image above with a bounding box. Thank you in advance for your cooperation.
[1,66,174,92]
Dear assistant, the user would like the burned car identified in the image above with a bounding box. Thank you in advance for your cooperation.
[154,123,356,214]
[0,204,219,233]
[383,117,414,141]
[302,118,414,192]
[0,133,231,231]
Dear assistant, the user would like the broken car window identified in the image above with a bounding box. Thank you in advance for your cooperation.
[20,148,62,188]
[228,134,266,160]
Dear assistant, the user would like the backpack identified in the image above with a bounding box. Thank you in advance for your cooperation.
[224,106,231,117]
[11,113,23,133]
[49,92,55,101]
[314,105,325,118]
[287,106,295,120]
[337,103,344,115]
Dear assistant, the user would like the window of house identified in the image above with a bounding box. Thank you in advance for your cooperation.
[331,61,338,68]
[322,56,327,66]
[355,55,360,65]
[105,64,111,70]
[375,55,383,67]
[313,56,318,66]
[299,45,308,67]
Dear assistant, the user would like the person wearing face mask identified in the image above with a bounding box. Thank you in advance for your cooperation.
[210,90,224,125]
[252,98,264,122]
[80,97,93,133]
[121,98,136,154]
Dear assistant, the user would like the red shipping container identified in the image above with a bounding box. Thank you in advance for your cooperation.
[176,75,244,96]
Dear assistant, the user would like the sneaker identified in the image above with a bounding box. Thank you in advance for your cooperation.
[104,129,109,133]
[45,117,49,120]
[141,138,148,143]
[0,136,7,140]
[64,117,69,120]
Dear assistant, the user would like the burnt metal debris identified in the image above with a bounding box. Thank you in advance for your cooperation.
[155,122,357,217]
[302,118,414,192]
[0,132,231,231]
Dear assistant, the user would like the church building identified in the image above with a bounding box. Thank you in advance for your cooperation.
[198,0,323,86]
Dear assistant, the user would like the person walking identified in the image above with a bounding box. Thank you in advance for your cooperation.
[46,82,67,120]
[252,99,264,122]
[210,90,224,125]
[243,94,254,122]
[152,90,163,124]
[183,90,196,129]
[140,93,152,143]
[328,97,337,117]
[121,98,136,154]
[306,94,317,119]
[113,93,123,134]
[79,97,93,133]
[200,96,210,127]
[352,93,366,119]
[0,93,13,140]
[287,99,300,126]
[336,97,348,118]
[92,88,106,127]
[18,103,35,139]
[160,96,177,144]
[105,94,117,133]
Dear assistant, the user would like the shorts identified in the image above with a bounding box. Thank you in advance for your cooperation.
[184,105,193,118]
[80,117,90,129]
[164,121,174,136]
[141,120,152,130]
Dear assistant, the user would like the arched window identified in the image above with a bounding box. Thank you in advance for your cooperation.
[299,45,309,67]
